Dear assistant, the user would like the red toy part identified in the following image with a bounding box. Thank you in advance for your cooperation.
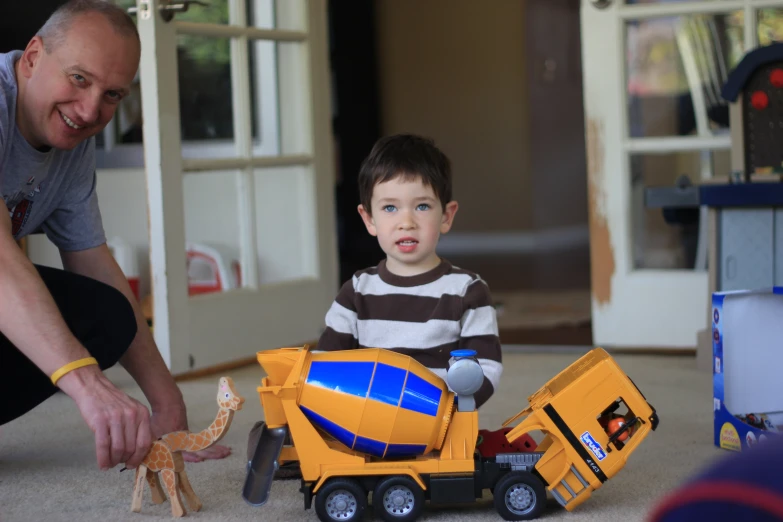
[770,68,783,88]
[751,90,769,110]
[477,428,537,458]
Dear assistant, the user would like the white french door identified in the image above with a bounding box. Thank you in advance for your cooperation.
[135,0,338,373]
[581,0,783,348]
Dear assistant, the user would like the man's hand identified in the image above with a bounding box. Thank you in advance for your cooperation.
[57,365,152,470]
[182,446,232,462]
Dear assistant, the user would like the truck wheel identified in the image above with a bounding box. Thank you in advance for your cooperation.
[493,471,546,521]
[314,478,367,522]
[373,476,425,522]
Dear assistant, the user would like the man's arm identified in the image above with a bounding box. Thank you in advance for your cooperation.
[60,244,230,463]
[59,244,186,419]
[0,209,151,470]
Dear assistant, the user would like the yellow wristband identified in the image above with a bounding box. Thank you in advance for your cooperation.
[50,357,99,386]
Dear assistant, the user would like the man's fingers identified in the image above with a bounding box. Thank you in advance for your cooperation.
[126,406,152,469]
[109,415,126,469]
[121,406,138,465]
[94,422,111,470]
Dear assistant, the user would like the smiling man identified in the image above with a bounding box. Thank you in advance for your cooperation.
[0,0,230,471]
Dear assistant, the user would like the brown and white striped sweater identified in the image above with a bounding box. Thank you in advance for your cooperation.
[316,258,503,408]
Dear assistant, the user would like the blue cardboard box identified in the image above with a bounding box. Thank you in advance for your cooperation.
[713,288,783,451]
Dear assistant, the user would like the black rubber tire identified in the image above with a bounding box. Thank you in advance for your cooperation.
[493,471,547,521]
[373,475,425,522]
[314,478,367,522]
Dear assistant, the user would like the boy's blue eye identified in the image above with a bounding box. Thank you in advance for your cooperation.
[416,203,430,211]
[382,205,397,212]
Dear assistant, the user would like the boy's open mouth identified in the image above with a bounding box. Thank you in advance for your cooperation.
[396,238,418,245]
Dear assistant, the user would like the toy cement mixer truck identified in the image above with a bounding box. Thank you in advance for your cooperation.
[242,346,659,521]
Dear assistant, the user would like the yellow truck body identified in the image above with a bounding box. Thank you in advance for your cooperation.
[242,346,658,521]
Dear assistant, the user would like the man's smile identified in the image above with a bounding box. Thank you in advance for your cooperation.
[59,111,83,130]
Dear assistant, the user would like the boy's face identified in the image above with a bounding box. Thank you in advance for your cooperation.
[358,176,458,276]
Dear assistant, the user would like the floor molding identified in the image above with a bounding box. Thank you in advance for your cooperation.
[173,355,259,382]
[172,339,319,381]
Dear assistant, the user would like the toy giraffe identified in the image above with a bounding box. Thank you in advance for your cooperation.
[130,376,245,517]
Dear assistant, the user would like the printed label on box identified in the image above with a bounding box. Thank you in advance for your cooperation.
[719,422,741,451]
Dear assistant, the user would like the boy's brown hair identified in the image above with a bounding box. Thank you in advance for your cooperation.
[358,134,452,214]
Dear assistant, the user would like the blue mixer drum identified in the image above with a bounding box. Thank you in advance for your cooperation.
[296,348,455,459]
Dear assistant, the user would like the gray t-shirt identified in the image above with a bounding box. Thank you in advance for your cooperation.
[0,50,105,251]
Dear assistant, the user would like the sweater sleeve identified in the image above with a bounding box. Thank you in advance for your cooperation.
[315,276,359,352]
[459,277,503,408]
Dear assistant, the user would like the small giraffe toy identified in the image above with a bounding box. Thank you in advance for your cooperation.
[130,376,245,517]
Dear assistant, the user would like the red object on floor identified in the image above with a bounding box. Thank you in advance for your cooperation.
[477,427,538,458]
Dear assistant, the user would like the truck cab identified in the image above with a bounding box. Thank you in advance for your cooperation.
[502,347,659,512]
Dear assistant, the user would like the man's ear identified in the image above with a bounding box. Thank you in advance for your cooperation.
[440,201,459,234]
[18,36,44,79]
[357,204,378,237]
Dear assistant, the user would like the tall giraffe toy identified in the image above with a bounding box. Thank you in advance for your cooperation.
[130,376,245,517]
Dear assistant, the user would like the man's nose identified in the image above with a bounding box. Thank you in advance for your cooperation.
[75,94,102,123]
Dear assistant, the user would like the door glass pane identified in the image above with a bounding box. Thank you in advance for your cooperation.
[175,0,229,24]
[176,35,239,155]
[254,166,318,284]
[182,171,243,297]
[756,9,783,46]
[626,12,745,138]
[249,0,307,31]
[250,40,310,157]
[633,150,731,269]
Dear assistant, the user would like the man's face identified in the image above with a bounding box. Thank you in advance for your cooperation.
[18,13,140,151]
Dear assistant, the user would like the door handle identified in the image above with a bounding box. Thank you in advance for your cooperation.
[128,0,209,22]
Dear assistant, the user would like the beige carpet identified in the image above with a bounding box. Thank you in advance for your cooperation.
[0,349,727,522]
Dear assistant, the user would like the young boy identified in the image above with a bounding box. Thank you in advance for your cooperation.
[316,133,503,408]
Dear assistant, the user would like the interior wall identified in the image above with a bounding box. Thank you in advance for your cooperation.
[526,0,587,231]
[374,0,532,232]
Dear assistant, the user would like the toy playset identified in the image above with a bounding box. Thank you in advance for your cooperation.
[712,287,783,452]
[721,42,783,180]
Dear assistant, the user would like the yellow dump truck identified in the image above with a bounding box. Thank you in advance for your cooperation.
[242,346,658,521]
